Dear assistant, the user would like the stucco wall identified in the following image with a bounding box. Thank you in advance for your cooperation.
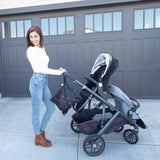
[0,0,145,10]
[0,0,84,9]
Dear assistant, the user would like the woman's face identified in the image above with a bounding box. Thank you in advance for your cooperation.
[29,31,40,47]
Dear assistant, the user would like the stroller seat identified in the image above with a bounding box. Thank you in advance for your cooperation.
[75,53,119,111]
[107,85,147,129]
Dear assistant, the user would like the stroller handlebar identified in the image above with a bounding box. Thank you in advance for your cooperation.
[84,76,98,86]
[64,72,85,88]
[64,72,75,81]
[64,73,98,85]
[129,97,140,109]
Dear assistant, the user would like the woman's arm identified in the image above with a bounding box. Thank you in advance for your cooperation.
[27,47,66,75]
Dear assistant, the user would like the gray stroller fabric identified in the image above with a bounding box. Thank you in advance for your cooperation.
[107,85,139,119]
[90,53,112,80]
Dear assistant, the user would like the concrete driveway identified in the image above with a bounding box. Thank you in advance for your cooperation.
[0,98,159,160]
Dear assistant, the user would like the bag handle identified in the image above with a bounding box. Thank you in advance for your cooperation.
[63,74,68,86]
[63,74,66,82]
[62,74,73,90]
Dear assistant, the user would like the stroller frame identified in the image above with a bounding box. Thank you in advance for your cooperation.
[65,72,144,156]
[66,73,139,129]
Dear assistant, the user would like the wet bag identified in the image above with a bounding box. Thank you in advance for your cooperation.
[51,75,80,115]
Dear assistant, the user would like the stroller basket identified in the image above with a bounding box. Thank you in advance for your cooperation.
[72,108,127,135]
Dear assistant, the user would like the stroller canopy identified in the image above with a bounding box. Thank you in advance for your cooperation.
[77,53,118,110]
[90,53,112,80]
[90,53,119,91]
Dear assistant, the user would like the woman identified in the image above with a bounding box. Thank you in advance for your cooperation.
[26,26,66,147]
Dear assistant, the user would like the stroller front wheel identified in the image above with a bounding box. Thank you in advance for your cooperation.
[123,129,138,144]
[70,120,81,133]
[83,134,105,156]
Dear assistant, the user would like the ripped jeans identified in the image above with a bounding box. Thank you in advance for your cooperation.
[29,73,55,135]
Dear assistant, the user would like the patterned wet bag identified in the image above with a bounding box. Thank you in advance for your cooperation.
[51,75,80,115]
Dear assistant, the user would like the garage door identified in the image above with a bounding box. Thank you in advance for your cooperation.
[0,4,160,98]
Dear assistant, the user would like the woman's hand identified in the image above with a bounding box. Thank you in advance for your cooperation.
[59,67,66,75]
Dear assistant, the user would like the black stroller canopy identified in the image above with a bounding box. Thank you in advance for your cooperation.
[77,53,119,110]
[90,53,119,91]
[90,53,113,79]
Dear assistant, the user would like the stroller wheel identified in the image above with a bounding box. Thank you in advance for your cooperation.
[123,129,138,144]
[114,126,124,132]
[70,120,81,133]
[83,134,105,157]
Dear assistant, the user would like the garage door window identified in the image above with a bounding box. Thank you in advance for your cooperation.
[155,8,160,28]
[2,22,9,38]
[50,18,57,35]
[10,21,16,38]
[94,14,102,32]
[134,8,160,29]
[145,9,154,29]
[85,11,122,33]
[113,12,122,31]
[41,16,74,36]
[104,13,112,31]
[2,19,31,38]
[58,17,65,35]
[85,14,93,33]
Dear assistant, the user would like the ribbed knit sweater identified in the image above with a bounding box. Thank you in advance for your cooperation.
[27,46,62,75]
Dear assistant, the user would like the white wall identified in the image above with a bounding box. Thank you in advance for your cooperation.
[0,0,84,10]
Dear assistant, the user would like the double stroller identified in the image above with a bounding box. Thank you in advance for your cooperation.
[52,53,147,156]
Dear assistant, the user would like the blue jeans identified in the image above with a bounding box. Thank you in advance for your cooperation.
[29,73,55,135]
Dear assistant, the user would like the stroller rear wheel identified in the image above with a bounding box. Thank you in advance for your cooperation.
[70,120,81,133]
[123,129,138,144]
[83,134,105,156]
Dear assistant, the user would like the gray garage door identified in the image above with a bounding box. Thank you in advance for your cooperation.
[0,3,160,98]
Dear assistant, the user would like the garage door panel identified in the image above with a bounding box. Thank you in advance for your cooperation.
[131,39,142,65]
[3,73,14,96]
[155,37,160,64]
[46,44,57,67]
[111,71,125,90]
[3,72,30,97]
[17,45,26,68]
[25,57,31,68]
[82,41,92,66]
[93,40,102,62]
[67,42,77,66]
[9,46,17,68]
[57,43,67,66]
[142,70,153,97]
[130,71,141,97]
[114,40,125,65]
[103,40,113,54]
[2,45,27,69]
[154,70,160,97]
[1,47,9,68]
[143,38,154,65]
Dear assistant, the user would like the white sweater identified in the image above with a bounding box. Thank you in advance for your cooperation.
[27,46,62,75]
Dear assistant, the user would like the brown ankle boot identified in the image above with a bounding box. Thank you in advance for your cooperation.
[35,134,52,147]
[40,130,51,144]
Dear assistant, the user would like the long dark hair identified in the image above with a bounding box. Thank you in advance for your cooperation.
[25,26,44,58]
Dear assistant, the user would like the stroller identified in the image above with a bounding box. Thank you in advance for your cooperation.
[51,53,147,157]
